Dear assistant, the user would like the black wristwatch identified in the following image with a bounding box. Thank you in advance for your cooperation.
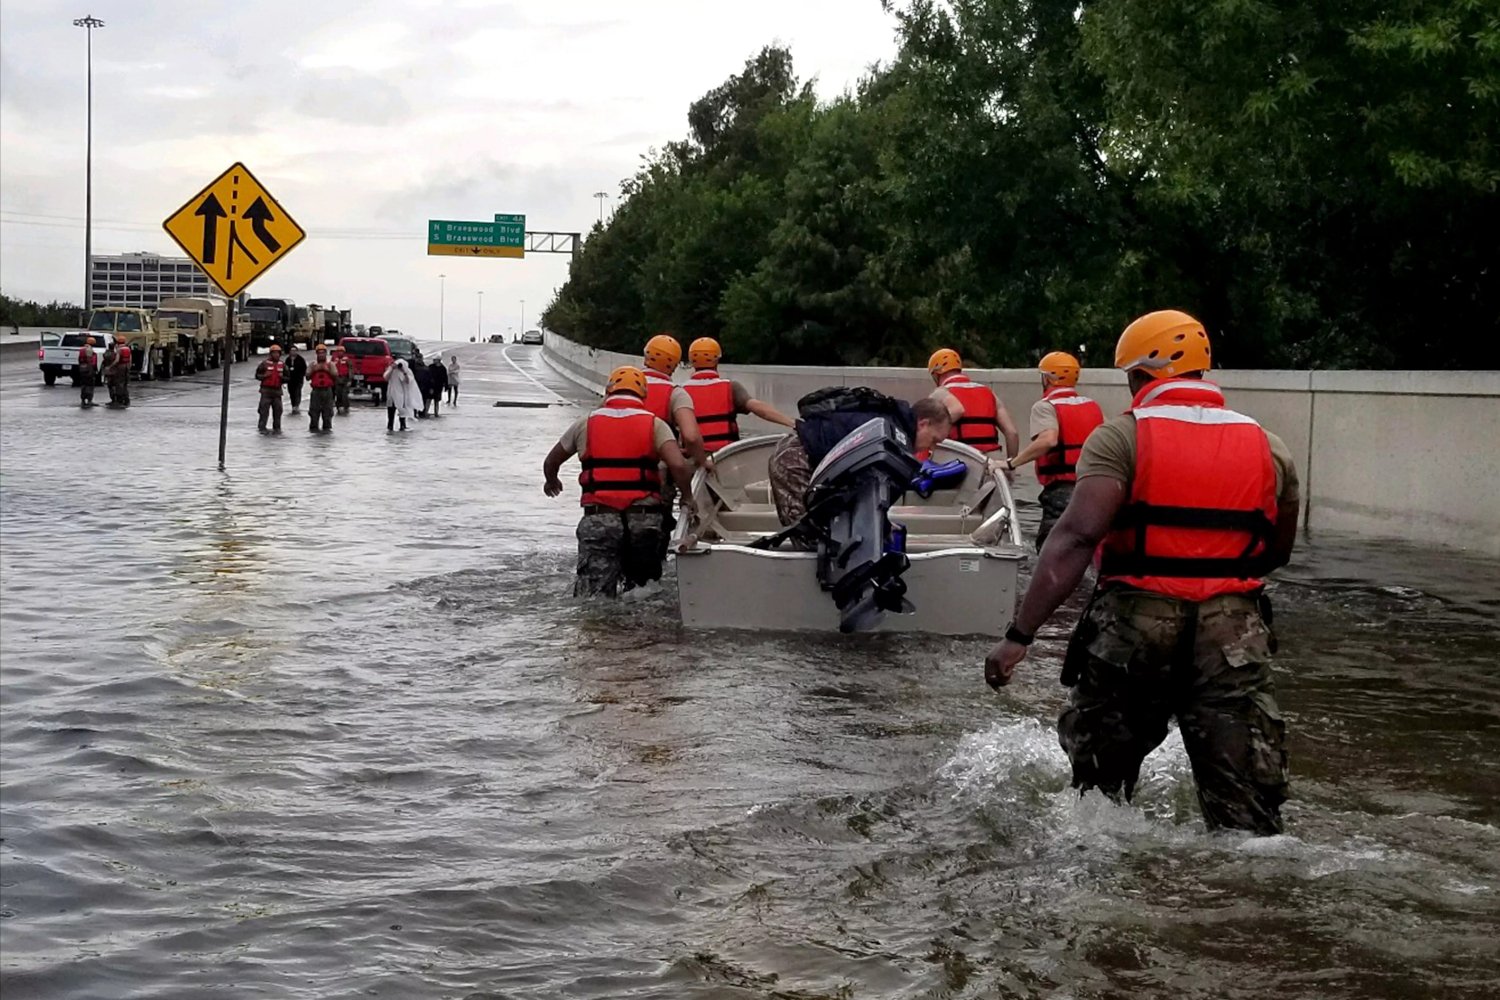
[1004,622,1034,646]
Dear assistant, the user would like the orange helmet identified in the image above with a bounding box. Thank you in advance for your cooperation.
[1038,351,1081,387]
[85,336,96,346]
[927,348,963,380]
[688,337,722,369]
[605,365,648,400]
[1114,310,1211,378]
[269,344,283,354]
[643,334,681,374]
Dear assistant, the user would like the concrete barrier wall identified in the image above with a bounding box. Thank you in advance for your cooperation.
[543,333,1500,555]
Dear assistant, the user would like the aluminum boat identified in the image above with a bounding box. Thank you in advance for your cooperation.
[674,433,1026,635]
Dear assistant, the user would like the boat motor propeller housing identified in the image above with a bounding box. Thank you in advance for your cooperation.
[804,418,922,633]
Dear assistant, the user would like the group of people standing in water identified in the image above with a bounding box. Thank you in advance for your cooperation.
[543,310,1302,839]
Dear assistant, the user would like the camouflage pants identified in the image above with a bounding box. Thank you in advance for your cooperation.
[308,387,334,431]
[334,376,351,411]
[575,508,667,598]
[1057,587,1289,834]
[107,375,130,406]
[258,390,283,430]
[1036,481,1075,552]
[768,433,812,526]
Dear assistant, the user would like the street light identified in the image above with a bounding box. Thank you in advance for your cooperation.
[520,298,525,335]
[438,273,446,341]
[594,191,608,224]
[74,14,105,311]
[477,290,483,340]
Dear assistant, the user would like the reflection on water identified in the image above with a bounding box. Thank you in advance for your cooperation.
[2,353,1498,999]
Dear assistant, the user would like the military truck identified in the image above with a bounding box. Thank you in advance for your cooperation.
[244,297,296,351]
[156,296,252,370]
[85,306,177,379]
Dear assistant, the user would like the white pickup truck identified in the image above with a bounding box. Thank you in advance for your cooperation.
[38,331,107,386]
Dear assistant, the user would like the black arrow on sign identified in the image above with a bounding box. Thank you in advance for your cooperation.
[243,196,281,253]
[195,194,226,264]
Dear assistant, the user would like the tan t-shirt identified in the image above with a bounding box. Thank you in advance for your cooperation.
[1077,413,1300,503]
[668,386,695,415]
[557,411,676,456]
[927,386,963,421]
[1028,398,1058,438]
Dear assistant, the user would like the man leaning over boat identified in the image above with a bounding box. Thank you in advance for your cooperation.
[543,366,698,598]
[768,389,955,539]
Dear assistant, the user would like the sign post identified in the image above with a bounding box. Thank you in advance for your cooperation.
[162,162,305,470]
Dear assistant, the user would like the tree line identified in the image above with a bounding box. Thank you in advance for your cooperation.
[0,294,85,329]
[544,1,1498,370]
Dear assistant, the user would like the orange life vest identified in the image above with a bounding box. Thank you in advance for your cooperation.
[116,346,132,366]
[1099,379,1278,602]
[682,371,740,452]
[261,360,284,389]
[310,364,335,389]
[579,397,663,510]
[1035,387,1105,486]
[643,370,676,423]
[333,355,352,377]
[78,350,98,371]
[939,373,1001,452]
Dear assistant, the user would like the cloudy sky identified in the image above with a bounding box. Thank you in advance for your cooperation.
[0,0,898,337]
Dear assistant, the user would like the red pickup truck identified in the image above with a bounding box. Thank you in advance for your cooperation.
[338,337,392,404]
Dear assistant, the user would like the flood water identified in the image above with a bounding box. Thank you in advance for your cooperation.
[2,345,1497,999]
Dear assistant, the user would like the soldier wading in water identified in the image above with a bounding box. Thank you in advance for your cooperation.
[986,310,1301,835]
[542,366,698,598]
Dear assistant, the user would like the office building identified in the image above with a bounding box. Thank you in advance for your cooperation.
[89,251,217,309]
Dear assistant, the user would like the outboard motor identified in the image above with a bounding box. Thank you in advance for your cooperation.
[803,418,922,633]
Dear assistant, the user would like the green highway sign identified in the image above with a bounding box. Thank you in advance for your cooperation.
[427,216,526,258]
[429,219,503,247]
[494,213,525,246]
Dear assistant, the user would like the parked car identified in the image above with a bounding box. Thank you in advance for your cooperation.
[520,329,543,345]
[38,331,107,386]
[377,334,423,367]
[338,336,393,403]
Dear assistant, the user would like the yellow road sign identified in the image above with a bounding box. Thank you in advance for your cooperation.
[162,162,305,297]
[426,243,525,258]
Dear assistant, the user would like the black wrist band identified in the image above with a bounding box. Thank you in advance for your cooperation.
[1005,623,1034,646]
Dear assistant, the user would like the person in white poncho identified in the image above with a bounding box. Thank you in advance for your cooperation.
[382,358,421,432]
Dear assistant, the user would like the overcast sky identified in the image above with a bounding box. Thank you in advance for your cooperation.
[0,0,898,336]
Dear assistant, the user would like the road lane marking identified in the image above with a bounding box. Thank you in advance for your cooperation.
[501,344,569,404]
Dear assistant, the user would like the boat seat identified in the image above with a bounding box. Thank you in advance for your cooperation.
[741,480,773,505]
[711,509,988,538]
[715,509,786,533]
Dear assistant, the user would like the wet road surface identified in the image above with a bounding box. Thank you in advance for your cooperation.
[1,344,1497,999]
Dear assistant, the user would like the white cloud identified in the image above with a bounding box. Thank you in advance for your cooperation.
[0,0,898,336]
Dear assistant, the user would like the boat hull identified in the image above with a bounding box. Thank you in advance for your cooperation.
[676,543,1022,636]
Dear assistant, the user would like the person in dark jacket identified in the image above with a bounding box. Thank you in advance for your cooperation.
[769,390,952,528]
[283,345,309,414]
[412,359,435,418]
[425,358,449,417]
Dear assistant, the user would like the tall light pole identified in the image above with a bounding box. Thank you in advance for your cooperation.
[593,191,608,224]
[476,290,483,341]
[438,273,446,341]
[74,15,105,311]
[520,298,525,335]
